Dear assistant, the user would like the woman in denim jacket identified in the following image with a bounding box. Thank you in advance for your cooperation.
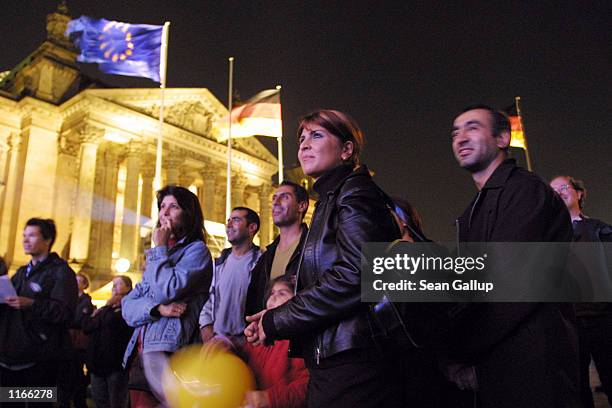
[122,185,213,407]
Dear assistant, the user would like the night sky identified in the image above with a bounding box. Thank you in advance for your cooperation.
[2,1,610,240]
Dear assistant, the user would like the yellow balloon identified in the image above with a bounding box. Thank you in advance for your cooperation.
[162,345,256,408]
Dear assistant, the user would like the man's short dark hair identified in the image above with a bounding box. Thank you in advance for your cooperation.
[280,181,309,220]
[232,206,260,234]
[461,104,511,139]
[25,218,57,251]
[280,181,309,205]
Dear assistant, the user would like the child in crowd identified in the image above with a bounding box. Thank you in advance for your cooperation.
[208,275,308,408]
[241,275,308,408]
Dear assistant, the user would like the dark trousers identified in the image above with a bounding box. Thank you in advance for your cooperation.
[58,351,89,408]
[91,371,129,408]
[305,346,403,408]
[578,315,612,408]
[0,361,58,408]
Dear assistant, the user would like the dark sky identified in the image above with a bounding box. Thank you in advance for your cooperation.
[2,1,611,240]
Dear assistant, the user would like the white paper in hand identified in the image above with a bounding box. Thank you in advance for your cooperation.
[0,275,17,303]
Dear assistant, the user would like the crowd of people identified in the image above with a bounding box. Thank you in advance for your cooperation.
[0,106,610,408]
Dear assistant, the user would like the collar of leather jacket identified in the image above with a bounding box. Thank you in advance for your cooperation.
[481,158,518,190]
[313,164,362,196]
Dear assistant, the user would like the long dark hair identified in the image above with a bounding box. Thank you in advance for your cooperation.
[156,185,206,243]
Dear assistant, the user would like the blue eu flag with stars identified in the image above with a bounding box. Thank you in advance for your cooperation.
[66,16,163,82]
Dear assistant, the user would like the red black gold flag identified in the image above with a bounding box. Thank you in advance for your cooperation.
[504,102,526,149]
[217,89,282,141]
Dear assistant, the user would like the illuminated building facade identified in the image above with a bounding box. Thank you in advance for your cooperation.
[0,6,278,285]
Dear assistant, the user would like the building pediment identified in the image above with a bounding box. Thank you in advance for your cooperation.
[79,88,278,165]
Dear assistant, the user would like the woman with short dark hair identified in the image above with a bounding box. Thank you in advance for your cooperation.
[246,109,402,407]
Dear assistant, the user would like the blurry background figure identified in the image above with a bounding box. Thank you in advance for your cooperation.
[241,275,308,408]
[59,273,95,408]
[391,196,428,243]
[81,275,134,408]
[0,256,7,276]
[550,175,612,408]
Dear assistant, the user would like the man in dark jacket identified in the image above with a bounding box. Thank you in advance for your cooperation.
[245,181,309,317]
[551,175,612,407]
[0,218,78,397]
[58,273,95,408]
[449,105,580,407]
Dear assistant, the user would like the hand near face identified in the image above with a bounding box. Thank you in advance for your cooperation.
[157,301,186,317]
[4,296,34,309]
[153,218,173,247]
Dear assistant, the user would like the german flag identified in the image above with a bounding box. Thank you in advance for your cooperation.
[217,89,282,141]
[504,102,526,149]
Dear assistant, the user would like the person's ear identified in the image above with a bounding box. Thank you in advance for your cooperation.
[496,130,511,150]
[341,141,354,161]
[297,200,308,215]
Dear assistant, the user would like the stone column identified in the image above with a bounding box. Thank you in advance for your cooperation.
[52,135,80,258]
[258,183,272,246]
[0,134,25,265]
[140,161,156,221]
[0,134,11,238]
[199,165,218,222]
[164,155,183,186]
[214,177,227,223]
[119,142,143,268]
[231,172,249,208]
[98,147,121,281]
[69,125,103,263]
[179,169,194,189]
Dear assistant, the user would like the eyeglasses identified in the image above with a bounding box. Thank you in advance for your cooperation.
[553,184,572,194]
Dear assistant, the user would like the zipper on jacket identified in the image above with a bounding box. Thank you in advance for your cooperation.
[468,191,482,230]
[292,226,311,295]
[316,345,321,365]
[455,219,461,257]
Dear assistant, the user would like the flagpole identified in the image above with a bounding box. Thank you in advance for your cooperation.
[515,96,533,171]
[151,21,170,241]
[225,57,234,233]
[275,85,284,183]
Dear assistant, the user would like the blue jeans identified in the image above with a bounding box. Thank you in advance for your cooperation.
[91,371,129,408]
